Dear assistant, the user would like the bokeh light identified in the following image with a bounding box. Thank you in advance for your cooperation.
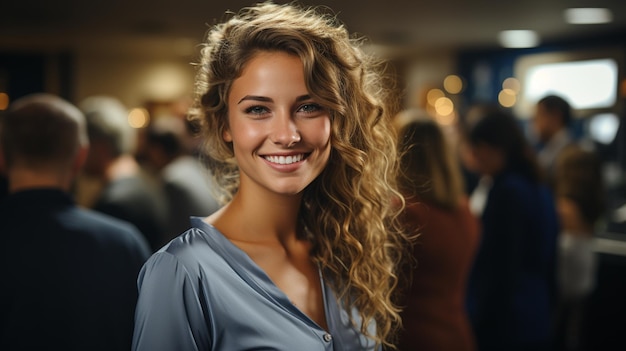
[434,97,454,116]
[426,88,445,105]
[443,75,463,94]
[502,77,521,94]
[498,89,517,107]
[128,108,150,128]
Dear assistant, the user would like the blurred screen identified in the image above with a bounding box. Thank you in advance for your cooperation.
[524,58,617,110]
[513,49,623,119]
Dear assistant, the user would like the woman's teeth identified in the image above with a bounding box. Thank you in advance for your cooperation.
[264,154,304,165]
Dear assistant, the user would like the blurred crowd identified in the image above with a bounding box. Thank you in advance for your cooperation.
[0,93,221,350]
[0,91,618,350]
[394,94,611,351]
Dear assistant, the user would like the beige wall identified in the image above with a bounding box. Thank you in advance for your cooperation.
[74,51,195,110]
[402,51,458,109]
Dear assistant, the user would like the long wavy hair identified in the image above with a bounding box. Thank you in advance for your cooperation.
[395,109,465,210]
[188,1,410,347]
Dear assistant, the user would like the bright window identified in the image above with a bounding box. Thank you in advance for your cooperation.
[523,58,618,110]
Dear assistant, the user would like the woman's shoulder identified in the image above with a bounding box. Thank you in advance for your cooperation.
[145,219,226,275]
[143,217,263,284]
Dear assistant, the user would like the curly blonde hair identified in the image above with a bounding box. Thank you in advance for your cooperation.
[189,1,410,347]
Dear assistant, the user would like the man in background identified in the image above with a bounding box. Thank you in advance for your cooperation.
[0,93,150,351]
[532,94,575,188]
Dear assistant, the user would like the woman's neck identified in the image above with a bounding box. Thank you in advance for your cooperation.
[207,187,303,246]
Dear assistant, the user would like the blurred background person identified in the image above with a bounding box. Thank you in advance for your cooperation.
[461,106,559,351]
[0,93,150,351]
[532,94,607,351]
[394,108,480,351]
[457,102,503,216]
[140,115,221,242]
[553,144,606,351]
[532,94,575,189]
[78,95,167,251]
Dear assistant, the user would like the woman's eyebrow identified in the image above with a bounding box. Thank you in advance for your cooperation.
[238,95,272,104]
[295,94,312,102]
[238,94,312,104]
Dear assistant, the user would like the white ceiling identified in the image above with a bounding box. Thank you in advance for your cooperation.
[1,0,625,57]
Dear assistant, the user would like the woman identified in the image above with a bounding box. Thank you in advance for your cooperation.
[462,106,559,351]
[394,109,480,351]
[132,2,410,350]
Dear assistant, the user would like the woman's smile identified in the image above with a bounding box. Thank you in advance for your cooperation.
[262,153,308,165]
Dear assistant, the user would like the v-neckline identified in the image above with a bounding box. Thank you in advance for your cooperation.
[191,217,331,331]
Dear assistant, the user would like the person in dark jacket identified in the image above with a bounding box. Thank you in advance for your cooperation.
[0,93,151,351]
[461,106,559,351]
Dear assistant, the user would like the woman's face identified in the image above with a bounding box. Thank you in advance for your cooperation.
[224,51,332,197]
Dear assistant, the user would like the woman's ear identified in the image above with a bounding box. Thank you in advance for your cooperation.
[223,128,233,142]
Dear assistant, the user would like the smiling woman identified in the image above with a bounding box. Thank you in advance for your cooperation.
[131,2,412,351]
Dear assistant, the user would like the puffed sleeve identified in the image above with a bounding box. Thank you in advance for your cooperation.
[132,252,211,351]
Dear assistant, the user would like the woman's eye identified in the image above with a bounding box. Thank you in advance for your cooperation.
[298,103,322,114]
[245,105,269,115]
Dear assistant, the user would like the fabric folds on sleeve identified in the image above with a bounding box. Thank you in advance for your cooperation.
[132,252,211,351]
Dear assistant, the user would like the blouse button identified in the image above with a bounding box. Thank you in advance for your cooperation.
[323,333,332,342]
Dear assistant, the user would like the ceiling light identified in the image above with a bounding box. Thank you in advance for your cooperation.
[498,30,540,48]
[564,8,613,24]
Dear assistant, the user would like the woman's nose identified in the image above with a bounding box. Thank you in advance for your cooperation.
[270,113,301,148]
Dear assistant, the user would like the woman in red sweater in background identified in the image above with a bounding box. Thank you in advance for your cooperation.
[395,109,480,351]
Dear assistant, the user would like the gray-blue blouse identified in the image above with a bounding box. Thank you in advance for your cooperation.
[132,217,379,351]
